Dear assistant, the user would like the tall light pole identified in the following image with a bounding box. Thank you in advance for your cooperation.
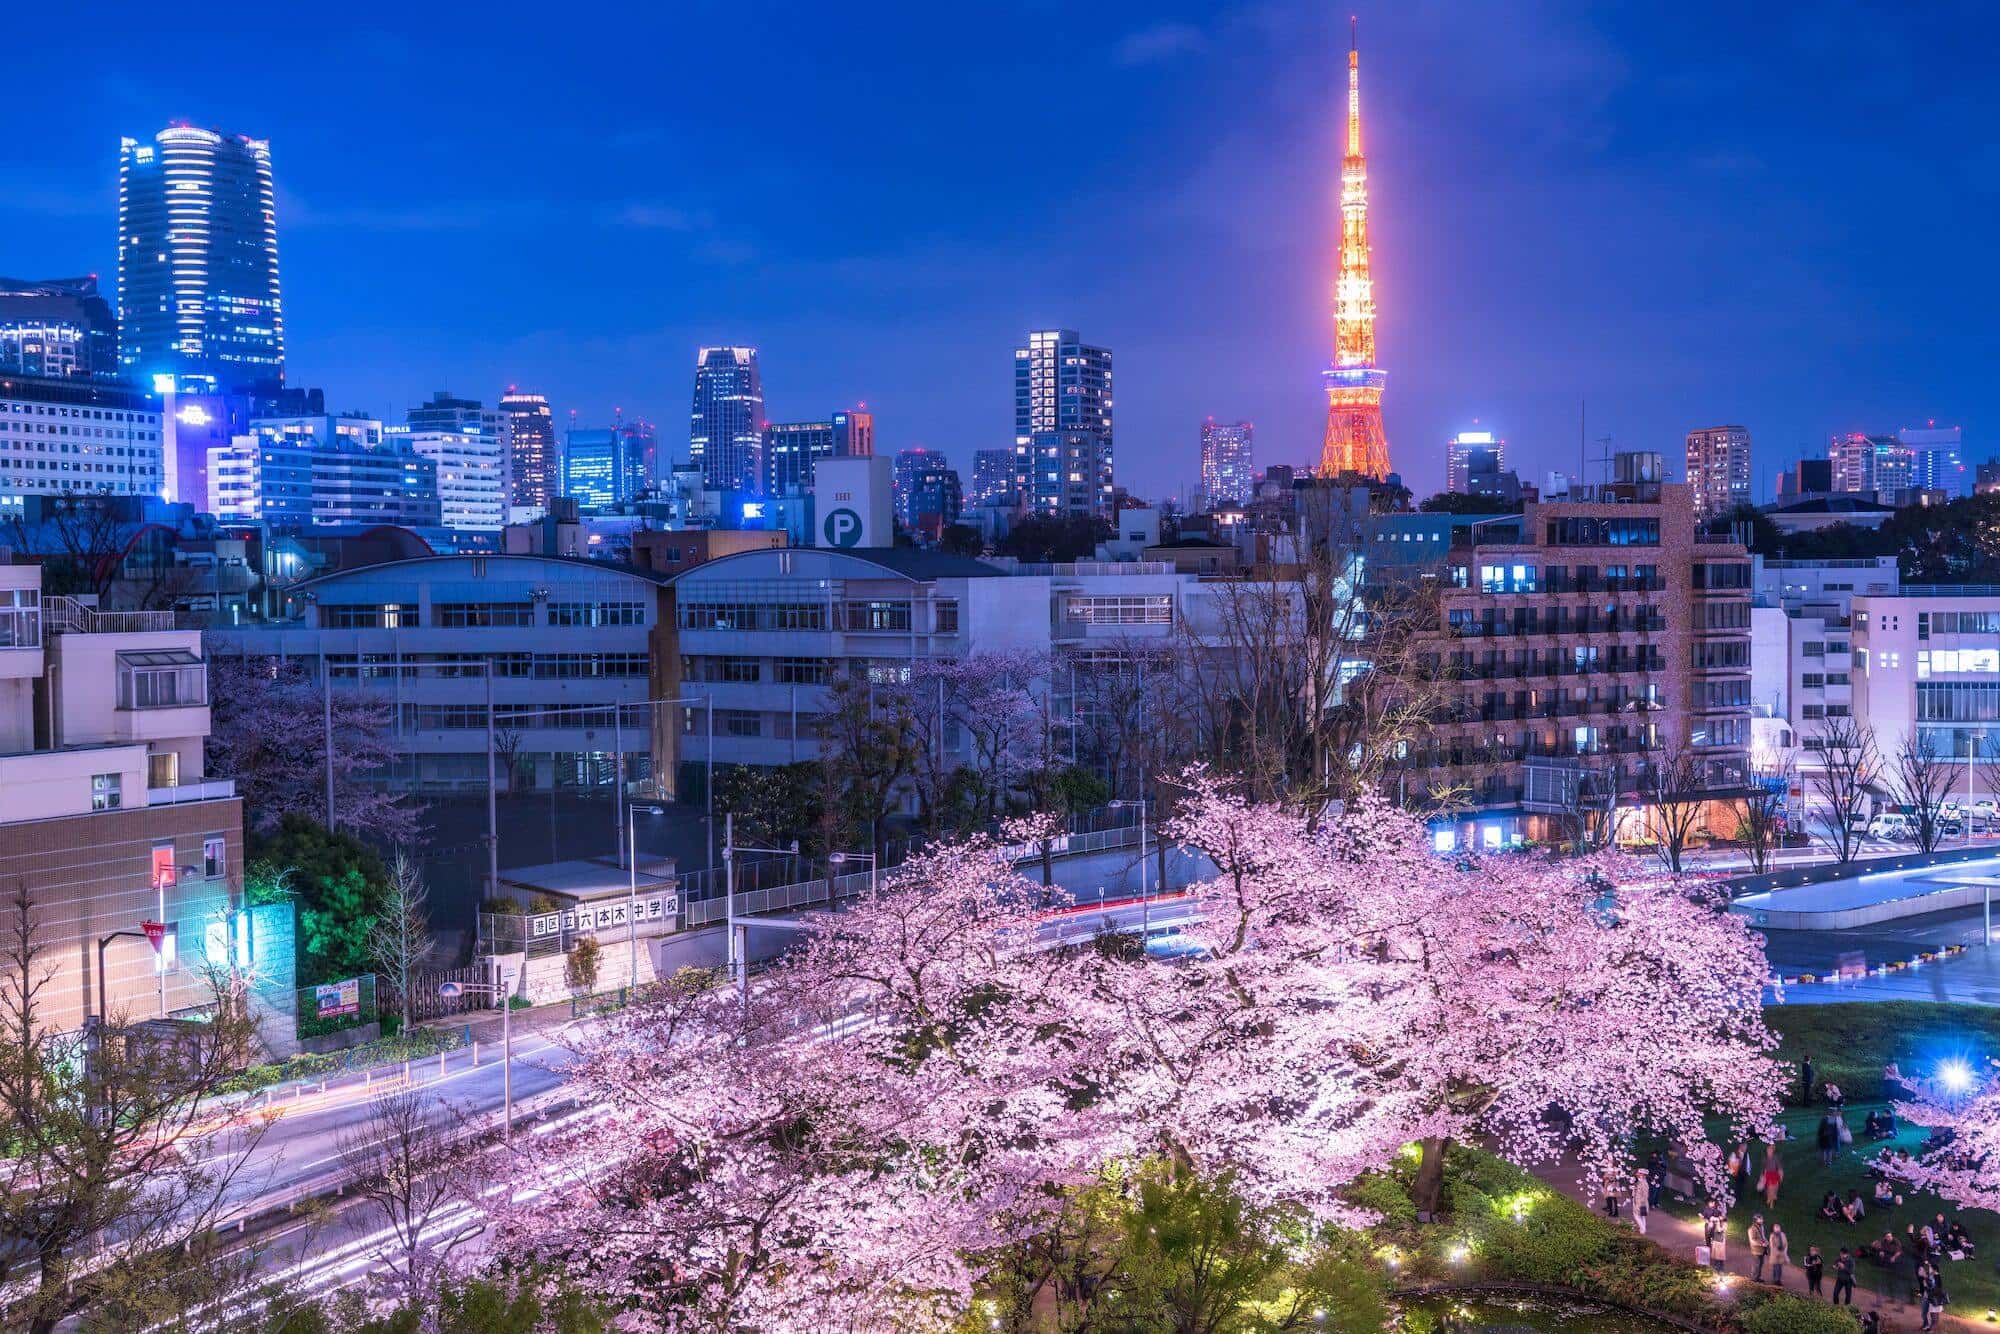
[722,817,797,1004]
[828,850,877,904]
[627,803,665,988]
[1110,799,1150,938]
[439,969,517,1138]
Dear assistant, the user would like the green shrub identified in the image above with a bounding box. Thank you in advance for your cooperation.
[1739,1289,1862,1334]
[1341,1170,1416,1228]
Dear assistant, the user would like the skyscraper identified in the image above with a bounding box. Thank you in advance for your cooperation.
[0,277,118,378]
[617,416,658,497]
[1013,329,1113,517]
[1319,24,1391,480]
[408,390,509,505]
[1684,425,1752,522]
[1199,420,1255,505]
[690,347,763,491]
[394,426,505,532]
[1445,430,1505,496]
[1900,424,1966,496]
[1829,432,1910,497]
[969,448,1016,506]
[764,409,874,497]
[893,447,962,526]
[118,126,285,392]
[499,388,557,508]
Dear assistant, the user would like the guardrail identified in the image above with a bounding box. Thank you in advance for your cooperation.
[147,779,237,805]
[42,596,178,635]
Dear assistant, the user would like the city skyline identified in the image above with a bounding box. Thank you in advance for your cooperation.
[4,4,1996,501]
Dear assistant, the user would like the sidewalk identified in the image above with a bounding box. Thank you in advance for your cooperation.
[1535,1160,1976,1332]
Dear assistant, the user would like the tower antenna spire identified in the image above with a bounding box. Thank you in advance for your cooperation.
[1319,13,1391,479]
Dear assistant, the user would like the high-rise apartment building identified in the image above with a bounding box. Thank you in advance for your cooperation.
[499,389,557,509]
[617,417,657,497]
[764,409,873,497]
[893,448,962,526]
[1013,329,1113,518]
[118,126,285,393]
[1685,425,1752,522]
[1900,424,1966,496]
[1829,432,1911,498]
[0,376,164,510]
[408,391,509,511]
[0,277,119,378]
[969,448,1016,506]
[1445,430,1505,496]
[209,414,440,529]
[563,429,622,508]
[1199,420,1255,506]
[690,347,763,492]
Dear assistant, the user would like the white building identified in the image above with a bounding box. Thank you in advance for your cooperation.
[1749,557,1898,773]
[401,427,505,532]
[0,375,164,511]
[0,564,278,1044]
[1854,588,2000,788]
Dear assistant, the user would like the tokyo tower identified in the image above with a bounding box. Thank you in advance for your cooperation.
[1318,20,1392,479]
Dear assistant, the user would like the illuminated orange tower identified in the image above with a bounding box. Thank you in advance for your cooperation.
[1319,19,1392,479]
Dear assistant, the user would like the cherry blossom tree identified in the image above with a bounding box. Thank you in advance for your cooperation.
[497,835,1111,1328]
[1887,1061,2000,1213]
[205,649,418,843]
[1149,769,1785,1218]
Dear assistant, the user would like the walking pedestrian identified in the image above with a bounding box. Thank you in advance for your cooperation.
[1646,1149,1665,1207]
[1924,1273,1949,1331]
[1817,1114,1838,1168]
[1769,1223,1790,1286]
[1748,1215,1770,1282]
[1804,1245,1824,1297]
[1731,1139,1752,1200]
[1704,1207,1728,1271]
[1832,1247,1855,1306]
[1760,1144,1785,1208]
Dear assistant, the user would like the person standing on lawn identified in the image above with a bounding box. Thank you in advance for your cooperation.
[1832,1247,1855,1306]
[1802,1053,1816,1105]
[1817,1114,1838,1167]
[1769,1223,1790,1285]
[1804,1244,1824,1297]
[1760,1142,1785,1208]
[1748,1215,1770,1281]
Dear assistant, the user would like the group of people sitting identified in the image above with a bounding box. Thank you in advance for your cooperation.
[1863,1108,1898,1141]
[1819,1189,1872,1225]
[1863,1216,1976,1269]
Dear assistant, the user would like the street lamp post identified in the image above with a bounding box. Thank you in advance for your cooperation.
[721,815,798,1006]
[827,850,877,904]
[627,804,665,989]
[438,969,517,1138]
[1109,799,1150,938]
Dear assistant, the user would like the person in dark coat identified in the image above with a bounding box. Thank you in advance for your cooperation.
[1801,1053,1816,1105]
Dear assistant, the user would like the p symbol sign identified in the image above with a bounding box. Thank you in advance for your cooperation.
[823,507,864,548]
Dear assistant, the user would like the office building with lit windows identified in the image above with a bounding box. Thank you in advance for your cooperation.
[1199,420,1254,506]
[118,126,285,393]
[499,389,558,509]
[764,410,873,498]
[392,426,504,532]
[690,347,763,492]
[969,448,1015,505]
[0,375,164,511]
[1900,425,1967,497]
[0,277,119,379]
[893,448,962,527]
[208,415,439,529]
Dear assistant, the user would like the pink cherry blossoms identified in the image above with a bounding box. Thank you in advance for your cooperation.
[1888,1061,2000,1214]
[500,768,1785,1325]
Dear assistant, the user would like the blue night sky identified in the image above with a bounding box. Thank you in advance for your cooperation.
[5,1,1996,501]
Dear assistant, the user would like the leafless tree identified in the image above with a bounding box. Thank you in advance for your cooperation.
[1733,758,1795,876]
[335,1089,484,1306]
[1809,716,1880,867]
[369,851,434,1034]
[1640,740,1712,874]
[1561,761,1624,856]
[1887,729,1959,854]
[0,883,274,1333]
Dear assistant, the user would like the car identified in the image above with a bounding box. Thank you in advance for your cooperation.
[1867,814,1915,841]
[1976,799,1999,821]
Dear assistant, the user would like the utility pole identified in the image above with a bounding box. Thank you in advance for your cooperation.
[323,655,335,830]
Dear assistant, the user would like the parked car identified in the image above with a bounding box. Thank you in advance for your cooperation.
[1976,799,1999,822]
[1867,813,1915,841]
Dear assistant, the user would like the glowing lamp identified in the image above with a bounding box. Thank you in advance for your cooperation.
[1941,1059,1975,1094]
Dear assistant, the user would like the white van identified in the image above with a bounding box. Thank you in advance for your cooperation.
[1867,813,1914,841]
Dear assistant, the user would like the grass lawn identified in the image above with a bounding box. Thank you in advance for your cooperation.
[1654,1002,2000,1314]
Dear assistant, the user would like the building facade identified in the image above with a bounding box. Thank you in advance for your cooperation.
[118,126,285,393]
[209,417,440,529]
[1748,556,1898,777]
[1829,432,1911,498]
[499,389,558,510]
[1900,425,1966,497]
[763,410,873,498]
[892,447,962,527]
[0,564,287,1047]
[399,427,504,532]
[969,448,1016,507]
[1685,425,1751,523]
[1199,420,1255,506]
[1444,430,1506,497]
[1014,330,1111,516]
[0,375,164,511]
[1403,466,1754,849]
[0,276,119,379]
[1853,589,2000,782]
[690,347,763,492]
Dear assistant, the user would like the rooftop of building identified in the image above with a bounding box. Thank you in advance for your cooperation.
[1767,496,1898,515]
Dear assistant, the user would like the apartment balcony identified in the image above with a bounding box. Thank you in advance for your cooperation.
[148,778,237,806]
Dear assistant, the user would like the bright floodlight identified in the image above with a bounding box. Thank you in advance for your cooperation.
[1941,1058,1975,1093]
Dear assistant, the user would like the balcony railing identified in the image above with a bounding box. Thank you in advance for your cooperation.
[43,596,177,635]
[148,779,237,805]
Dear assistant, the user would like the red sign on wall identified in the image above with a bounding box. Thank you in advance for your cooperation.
[141,920,166,953]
